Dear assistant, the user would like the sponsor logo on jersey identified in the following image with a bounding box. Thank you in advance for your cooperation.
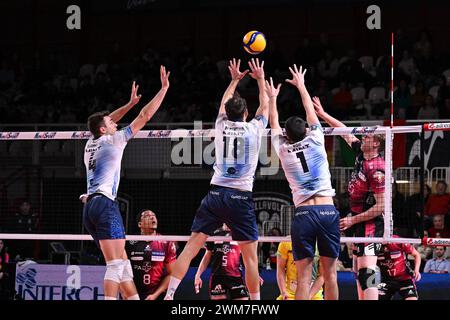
[130,256,144,261]
[373,171,385,183]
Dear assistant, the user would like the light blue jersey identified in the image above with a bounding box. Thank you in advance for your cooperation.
[84,126,133,200]
[272,123,335,207]
[210,114,268,192]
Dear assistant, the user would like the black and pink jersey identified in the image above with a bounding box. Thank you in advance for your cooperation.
[126,236,177,296]
[206,230,243,278]
[348,141,385,214]
[378,240,415,281]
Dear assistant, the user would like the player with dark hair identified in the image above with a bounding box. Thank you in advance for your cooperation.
[194,224,249,300]
[164,58,268,300]
[267,66,340,300]
[126,210,177,300]
[377,236,421,300]
[83,66,170,300]
[313,96,385,300]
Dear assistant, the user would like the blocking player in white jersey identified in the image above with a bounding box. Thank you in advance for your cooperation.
[83,66,170,300]
[165,58,268,300]
[266,65,340,300]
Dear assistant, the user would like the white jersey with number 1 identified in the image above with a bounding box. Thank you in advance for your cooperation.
[272,123,335,207]
[210,114,268,192]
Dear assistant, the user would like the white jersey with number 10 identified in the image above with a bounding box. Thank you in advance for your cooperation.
[211,114,268,192]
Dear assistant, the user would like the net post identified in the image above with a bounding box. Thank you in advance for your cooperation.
[383,127,393,240]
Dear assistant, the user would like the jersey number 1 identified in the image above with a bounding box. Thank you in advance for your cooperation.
[296,152,309,173]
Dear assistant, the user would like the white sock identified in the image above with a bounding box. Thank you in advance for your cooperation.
[104,296,117,300]
[249,292,260,300]
[165,276,182,299]
[127,294,139,300]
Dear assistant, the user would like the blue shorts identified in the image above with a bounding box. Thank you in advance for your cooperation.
[291,205,340,260]
[83,194,125,247]
[191,185,258,241]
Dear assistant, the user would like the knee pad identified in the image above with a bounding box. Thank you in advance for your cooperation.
[104,259,125,283]
[357,267,380,290]
[121,259,134,283]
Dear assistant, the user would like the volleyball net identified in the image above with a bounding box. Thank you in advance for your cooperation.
[1,122,450,265]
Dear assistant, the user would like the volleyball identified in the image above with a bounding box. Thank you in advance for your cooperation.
[243,31,266,55]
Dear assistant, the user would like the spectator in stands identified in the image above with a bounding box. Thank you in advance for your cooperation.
[398,50,417,82]
[415,231,433,271]
[392,183,409,237]
[312,79,333,109]
[417,95,439,119]
[406,184,431,237]
[423,246,450,274]
[261,227,282,270]
[331,81,352,117]
[441,98,450,119]
[427,215,450,238]
[436,75,450,110]
[413,30,432,60]
[10,200,39,233]
[393,79,411,119]
[317,50,339,83]
[410,81,427,118]
[425,181,450,223]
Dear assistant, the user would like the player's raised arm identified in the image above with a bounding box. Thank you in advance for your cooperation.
[312,96,358,147]
[248,58,269,120]
[218,58,249,116]
[285,64,319,127]
[109,81,142,123]
[130,65,170,135]
[264,77,282,131]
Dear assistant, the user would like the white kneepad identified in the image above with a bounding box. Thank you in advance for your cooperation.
[121,259,134,283]
[104,259,125,283]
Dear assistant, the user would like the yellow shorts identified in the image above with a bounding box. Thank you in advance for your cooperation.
[276,289,323,300]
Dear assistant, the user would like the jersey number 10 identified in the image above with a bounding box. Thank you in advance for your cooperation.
[223,137,245,160]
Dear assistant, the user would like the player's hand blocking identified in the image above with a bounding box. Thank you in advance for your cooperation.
[264,77,282,98]
[129,81,142,106]
[248,58,265,80]
[160,65,170,90]
[285,64,307,88]
[228,58,249,81]
[312,96,326,117]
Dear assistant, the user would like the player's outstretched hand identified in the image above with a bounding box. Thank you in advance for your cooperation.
[160,65,170,90]
[248,58,265,80]
[264,77,282,99]
[285,64,306,88]
[129,81,142,106]
[228,58,249,81]
[312,96,326,117]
